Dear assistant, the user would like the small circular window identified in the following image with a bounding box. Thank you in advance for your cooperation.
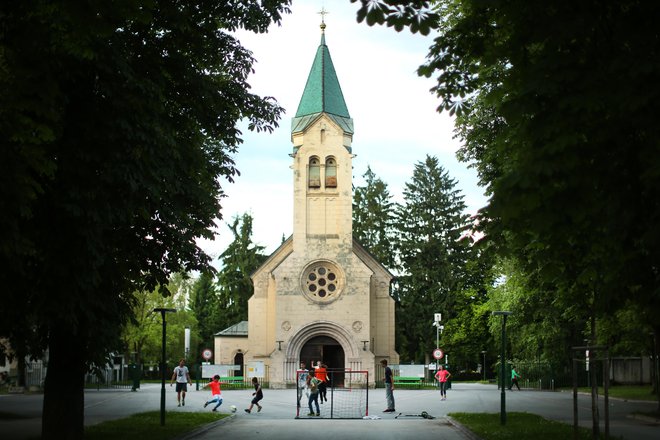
[301,261,344,303]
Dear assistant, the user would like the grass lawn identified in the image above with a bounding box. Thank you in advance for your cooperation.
[574,385,658,401]
[85,411,227,440]
[449,412,621,440]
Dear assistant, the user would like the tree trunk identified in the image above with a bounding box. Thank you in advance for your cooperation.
[42,327,86,440]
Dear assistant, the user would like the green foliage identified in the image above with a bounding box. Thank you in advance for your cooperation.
[190,271,220,362]
[449,412,615,440]
[394,155,475,362]
[122,276,198,367]
[353,166,398,270]
[216,213,267,331]
[0,1,290,438]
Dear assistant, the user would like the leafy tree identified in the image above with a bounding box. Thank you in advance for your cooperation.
[0,1,290,438]
[353,166,398,270]
[216,213,267,331]
[354,3,660,413]
[394,155,473,362]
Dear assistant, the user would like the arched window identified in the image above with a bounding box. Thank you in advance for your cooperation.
[308,157,321,188]
[325,157,337,188]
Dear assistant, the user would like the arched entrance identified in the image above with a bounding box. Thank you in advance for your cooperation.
[233,352,244,377]
[300,335,345,387]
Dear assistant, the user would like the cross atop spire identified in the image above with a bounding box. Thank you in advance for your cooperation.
[318,7,329,32]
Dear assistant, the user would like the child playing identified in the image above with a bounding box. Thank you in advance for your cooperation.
[202,375,223,412]
[307,369,321,416]
[244,377,263,413]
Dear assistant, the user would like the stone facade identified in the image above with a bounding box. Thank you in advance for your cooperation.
[214,25,399,388]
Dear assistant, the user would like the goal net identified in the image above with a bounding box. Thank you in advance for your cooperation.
[296,369,369,419]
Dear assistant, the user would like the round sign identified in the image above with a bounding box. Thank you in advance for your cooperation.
[433,349,444,360]
[202,348,213,360]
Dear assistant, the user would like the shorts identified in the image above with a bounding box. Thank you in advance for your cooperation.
[251,395,263,405]
[175,382,188,393]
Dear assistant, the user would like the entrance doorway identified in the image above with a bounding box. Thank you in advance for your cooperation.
[300,335,345,387]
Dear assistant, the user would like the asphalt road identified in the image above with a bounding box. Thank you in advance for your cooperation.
[1,383,657,439]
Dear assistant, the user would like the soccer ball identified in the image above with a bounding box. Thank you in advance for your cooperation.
[230,405,237,413]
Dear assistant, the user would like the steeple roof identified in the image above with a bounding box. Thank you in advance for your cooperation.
[292,23,353,135]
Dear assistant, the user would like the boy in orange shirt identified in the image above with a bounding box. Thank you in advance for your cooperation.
[203,374,223,411]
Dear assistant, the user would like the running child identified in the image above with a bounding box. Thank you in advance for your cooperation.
[202,374,223,412]
[244,377,263,413]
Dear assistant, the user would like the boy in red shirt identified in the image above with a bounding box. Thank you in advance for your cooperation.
[203,374,223,411]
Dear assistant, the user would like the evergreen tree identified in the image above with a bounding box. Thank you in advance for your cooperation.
[216,213,266,330]
[394,155,473,362]
[353,166,398,270]
[190,271,219,361]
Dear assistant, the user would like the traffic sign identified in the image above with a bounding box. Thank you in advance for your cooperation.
[202,348,213,360]
[433,348,444,360]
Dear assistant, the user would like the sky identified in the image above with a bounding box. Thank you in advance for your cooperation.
[198,2,488,265]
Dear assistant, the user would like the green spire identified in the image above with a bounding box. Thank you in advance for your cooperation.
[292,21,353,135]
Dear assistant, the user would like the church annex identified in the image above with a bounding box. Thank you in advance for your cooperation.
[214,20,399,388]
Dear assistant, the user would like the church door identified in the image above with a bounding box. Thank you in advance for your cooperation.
[300,335,345,387]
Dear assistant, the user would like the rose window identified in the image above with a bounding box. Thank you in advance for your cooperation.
[302,261,343,302]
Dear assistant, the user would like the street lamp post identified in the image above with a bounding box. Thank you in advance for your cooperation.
[433,313,442,372]
[154,307,176,426]
[481,350,487,381]
[492,311,512,425]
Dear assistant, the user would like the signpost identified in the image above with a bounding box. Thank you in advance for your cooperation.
[202,348,213,361]
[433,348,444,360]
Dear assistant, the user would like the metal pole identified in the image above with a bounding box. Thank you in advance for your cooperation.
[482,351,487,381]
[436,323,439,373]
[500,315,507,425]
[492,311,512,425]
[154,308,176,427]
[160,311,166,426]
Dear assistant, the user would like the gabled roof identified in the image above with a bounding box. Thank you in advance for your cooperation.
[215,321,248,337]
[292,25,353,135]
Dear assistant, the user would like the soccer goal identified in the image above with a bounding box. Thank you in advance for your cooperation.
[296,369,369,419]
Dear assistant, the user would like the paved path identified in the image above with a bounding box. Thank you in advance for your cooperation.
[1,383,658,439]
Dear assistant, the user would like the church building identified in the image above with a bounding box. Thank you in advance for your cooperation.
[214,19,399,388]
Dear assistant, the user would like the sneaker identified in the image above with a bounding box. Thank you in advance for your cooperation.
[244,409,251,414]
[177,402,181,407]
[182,400,185,406]
[257,405,262,412]
[307,412,315,416]
[316,413,320,416]
[383,408,395,413]
[212,409,217,412]
[204,402,208,408]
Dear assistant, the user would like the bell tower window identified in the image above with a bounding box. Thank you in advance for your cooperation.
[308,157,321,188]
[325,157,337,188]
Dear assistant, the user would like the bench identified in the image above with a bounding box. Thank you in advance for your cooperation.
[219,376,245,385]
[393,376,422,387]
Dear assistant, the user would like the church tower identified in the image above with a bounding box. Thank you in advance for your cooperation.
[290,19,354,260]
[217,17,399,390]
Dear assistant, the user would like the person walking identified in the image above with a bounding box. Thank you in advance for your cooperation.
[170,358,192,407]
[307,369,321,416]
[509,366,521,390]
[434,365,452,400]
[202,375,223,412]
[297,361,309,408]
[381,359,395,412]
[245,377,263,413]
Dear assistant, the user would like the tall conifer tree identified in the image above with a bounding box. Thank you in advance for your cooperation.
[216,213,266,330]
[394,155,473,362]
[353,166,397,270]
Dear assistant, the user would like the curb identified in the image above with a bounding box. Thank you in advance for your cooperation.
[173,413,236,440]
[445,416,483,440]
